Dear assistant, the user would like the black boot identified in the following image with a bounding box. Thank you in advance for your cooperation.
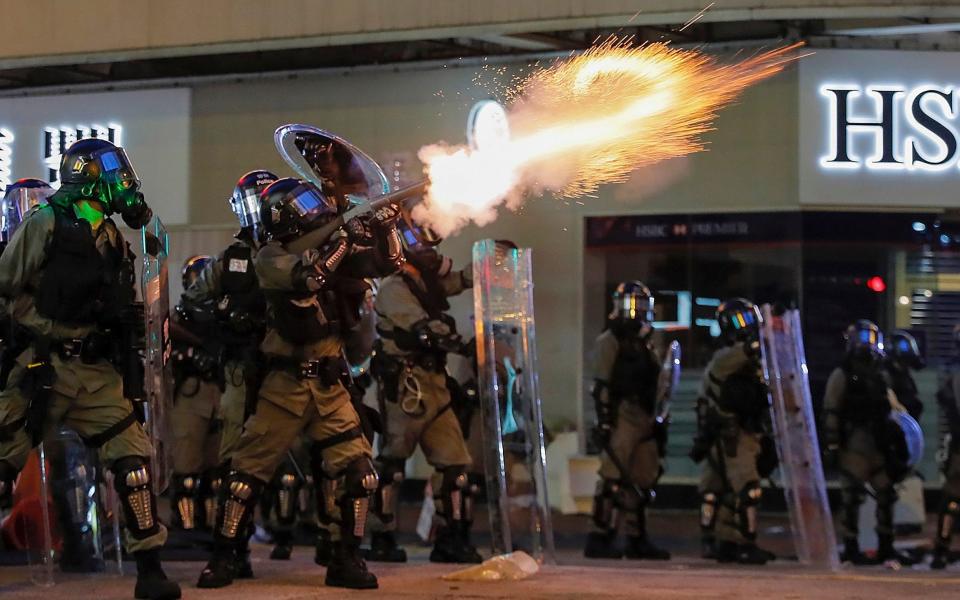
[736,543,770,565]
[715,540,740,563]
[840,537,881,565]
[235,533,255,579]
[876,533,916,565]
[430,525,483,563]
[584,531,623,559]
[624,535,671,560]
[931,546,950,570]
[197,546,236,589]
[364,531,408,562]
[326,538,378,590]
[315,529,333,566]
[269,529,294,560]
[700,535,717,560]
[134,549,181,600]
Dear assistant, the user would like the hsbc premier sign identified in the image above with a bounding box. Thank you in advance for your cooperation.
[820,84,960,172]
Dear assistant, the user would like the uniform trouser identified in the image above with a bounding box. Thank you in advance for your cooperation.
[838,428,897,540]
[0,357,166,553]
[230,370,372,541]
[935,446,960,550]
[170,376,222,529]
[594,402,661,537]
[218,360,248,464]
[376,364,472,532]
[699,432,762,545]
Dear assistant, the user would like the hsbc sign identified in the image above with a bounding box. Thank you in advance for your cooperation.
[821,84,960,171]
[799,50,960,208]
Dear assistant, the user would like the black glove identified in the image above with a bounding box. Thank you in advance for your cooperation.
[369,205,400,229]
[344,215,375,247]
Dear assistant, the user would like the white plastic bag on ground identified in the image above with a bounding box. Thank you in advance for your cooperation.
[442,551,540,582]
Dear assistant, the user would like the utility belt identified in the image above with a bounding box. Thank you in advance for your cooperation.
[266,355,345,385]
[376,351,447,376]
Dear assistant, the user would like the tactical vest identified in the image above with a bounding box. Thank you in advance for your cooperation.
[716,362,768,431]
[35,205,122,326]
[269,277,368,346]
[218,242,265,339]
[608,335,659,413]
[841,361,890,426]
[886,362,921,419]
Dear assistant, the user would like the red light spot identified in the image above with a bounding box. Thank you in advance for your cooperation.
[867,276,886,293]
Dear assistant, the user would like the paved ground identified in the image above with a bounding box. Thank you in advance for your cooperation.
[2,509,959,599]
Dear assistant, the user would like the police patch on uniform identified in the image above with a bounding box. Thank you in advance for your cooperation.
[228,258,249,273]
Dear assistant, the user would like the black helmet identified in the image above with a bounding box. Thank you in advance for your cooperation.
[230,169,277,239]
[2,178,52,242]
[844,319,883,359]
[716,298,762,344]
[54,138,152,228]
[609,281,655,324]
[887,329,924,369]
[182,255,214,289]
[259,177,338,243]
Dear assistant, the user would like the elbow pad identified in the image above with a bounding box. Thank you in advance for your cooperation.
[295,238,349,291]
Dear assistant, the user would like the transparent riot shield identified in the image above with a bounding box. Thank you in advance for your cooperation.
[472,239,555,562]
[20,428,123,584]
[142,217,173,494]
[655,340,681,424]
[759,306,839,570]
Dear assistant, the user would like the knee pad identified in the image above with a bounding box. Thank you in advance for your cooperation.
[374,458,406,521]
[840,479,866,506]
[172,473,200,529]
[343,457,379,499]
[739,482,763,508]
[220,471,264,540]
[592,478,621,530]
[113,456,160,539]
[700,492,718,529]
[436,466,468,522]
[874,486,898,507]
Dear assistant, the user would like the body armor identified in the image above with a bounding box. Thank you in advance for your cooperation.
[608,334,660,414]
[35,205,123,325]
[841,361,891,429]
[716,363,768,433]
[217,242,266,350]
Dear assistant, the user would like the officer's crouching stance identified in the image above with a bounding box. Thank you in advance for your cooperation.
[197,177,403,590]
[0,139,180,599]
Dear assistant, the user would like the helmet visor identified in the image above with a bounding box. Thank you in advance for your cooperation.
[729,307,760,331]
[615,292,654,322]
[289,184,338,224]
[91,146,140,192]
[1,186,51,240]
[230,186,263,229]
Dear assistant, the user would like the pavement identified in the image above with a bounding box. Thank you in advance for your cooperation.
[2,509,960,599]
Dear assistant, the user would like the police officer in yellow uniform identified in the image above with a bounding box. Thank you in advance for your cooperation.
[369,214,480,564]
[0,139,180,600]
[168,255,223,533]
[691,298,777,565]
[933,324,960,569]
[180,169,274,574]
[585,281,670,560]
[197,176,403,590]
[822,320,913,565]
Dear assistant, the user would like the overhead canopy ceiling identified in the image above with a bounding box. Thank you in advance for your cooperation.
[1,0,959,92]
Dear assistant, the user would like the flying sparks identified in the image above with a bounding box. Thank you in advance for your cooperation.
[414,38,805,236]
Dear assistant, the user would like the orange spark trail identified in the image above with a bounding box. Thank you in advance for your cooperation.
[415,38,805,235]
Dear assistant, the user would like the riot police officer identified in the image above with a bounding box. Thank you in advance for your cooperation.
[822,320,913,565]
[0,139,180,599]
[884,330,924,422]
[932,324,960,569]
[369,212,480,564]
[197,177,403,590]
[584,281,670,560]
[1,178,53,256]
[691,298,777,565]
[180,169,274,574]
[168,256,223,533]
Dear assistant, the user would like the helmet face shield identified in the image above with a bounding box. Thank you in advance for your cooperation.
[91,146,140,193]
[610,282,655,323]
[1,180,52,242]
[230,185,263,229]
[289,184,337,219]
[846,320,883,358]
[275,124,389,212]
